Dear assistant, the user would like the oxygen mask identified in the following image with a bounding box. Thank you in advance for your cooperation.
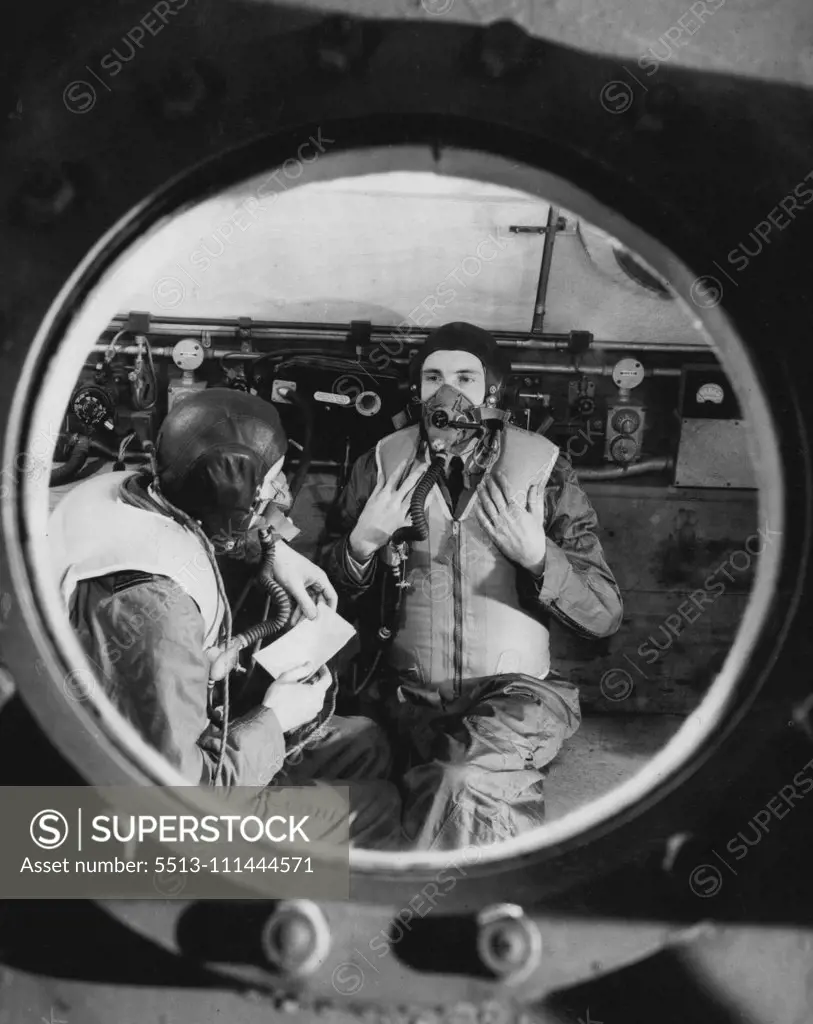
[422,384,484,457]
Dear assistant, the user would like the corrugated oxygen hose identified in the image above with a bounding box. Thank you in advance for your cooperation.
[392,458,446,544]
[228,530,292,651]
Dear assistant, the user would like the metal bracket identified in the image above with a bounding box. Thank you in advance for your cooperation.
[125,311,151,334]
[568,331,593,355]
[237,316,253,353]
[349,319,373,357]
[509,218,567,234]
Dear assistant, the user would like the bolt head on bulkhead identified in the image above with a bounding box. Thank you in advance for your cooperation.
[261,900,332,976]
[476,904,542,981]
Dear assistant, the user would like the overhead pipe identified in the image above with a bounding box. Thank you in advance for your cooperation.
[388,358,682,378]
[102,317,712,354]
[576,457,673,480]
[89,347,685,377]
[584,341,708,353]
[88,346,264,360]
[509,362,682,378]
[92,339,709,356]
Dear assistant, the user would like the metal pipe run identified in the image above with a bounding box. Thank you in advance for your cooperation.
[505,363,683,377]
[577,457,673,480]
[104,317,712,354]
[90,348,685,378]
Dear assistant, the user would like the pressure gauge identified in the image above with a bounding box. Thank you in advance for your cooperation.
[72,382,117,428]
[611,408,642,435]
[696,382,725,404]
[609,436,639,463]
[172,338,205,371]
[612,358,645,390]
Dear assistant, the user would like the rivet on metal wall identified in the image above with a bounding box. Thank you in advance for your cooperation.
[152,60,224,121]
[164,69,207,119]
[476,903,541,981]
[261,900,332,977]
[312,16,375,76]
[791,695,813,741]
[15,161,77,225]
[474,20,534,81]
[637,82,682,132]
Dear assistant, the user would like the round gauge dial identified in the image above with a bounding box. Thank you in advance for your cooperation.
[609,435,639,463]
[72,385,115,427]
[172,338,205,371]
[612,358,645,390]
[611,408,641,435]
[696,382,724,404]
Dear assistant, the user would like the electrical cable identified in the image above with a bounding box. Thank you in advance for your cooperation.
[113,431,138,471]
[348,566,396,698]
[53,432,148,468]
[49,434,91,486]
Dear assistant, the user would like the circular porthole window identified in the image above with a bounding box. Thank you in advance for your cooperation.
[0,127,789,924]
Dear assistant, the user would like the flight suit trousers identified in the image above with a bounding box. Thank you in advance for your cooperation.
[384,673,581,851]
[274,715,404,851]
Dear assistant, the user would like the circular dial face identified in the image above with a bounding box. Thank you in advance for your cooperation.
[611,408,641,435]
[72,385,114,427]
[172,338,204,371]
[612,358,645,390]
[610,435,639,463]
[696,382,724,404]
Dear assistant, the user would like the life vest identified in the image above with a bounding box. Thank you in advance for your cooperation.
[48,471,224,648]
[376,423,560,701]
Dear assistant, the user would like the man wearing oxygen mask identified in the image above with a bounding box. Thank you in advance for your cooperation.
[49,389,399,847]
[323,322,623,849]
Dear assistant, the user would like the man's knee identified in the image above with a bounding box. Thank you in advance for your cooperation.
[434,760,492,795]
[346,780,403,849]
[335,716,393,778]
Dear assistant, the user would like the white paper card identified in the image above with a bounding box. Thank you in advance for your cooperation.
[251,603,357,679]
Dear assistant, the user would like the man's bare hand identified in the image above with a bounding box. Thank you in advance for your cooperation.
[262,663,332,734]
[288,589,330,629]
[348,457,426,561]
[273,541,338,620]
[475,470,547,573]
[206,639,243,682]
